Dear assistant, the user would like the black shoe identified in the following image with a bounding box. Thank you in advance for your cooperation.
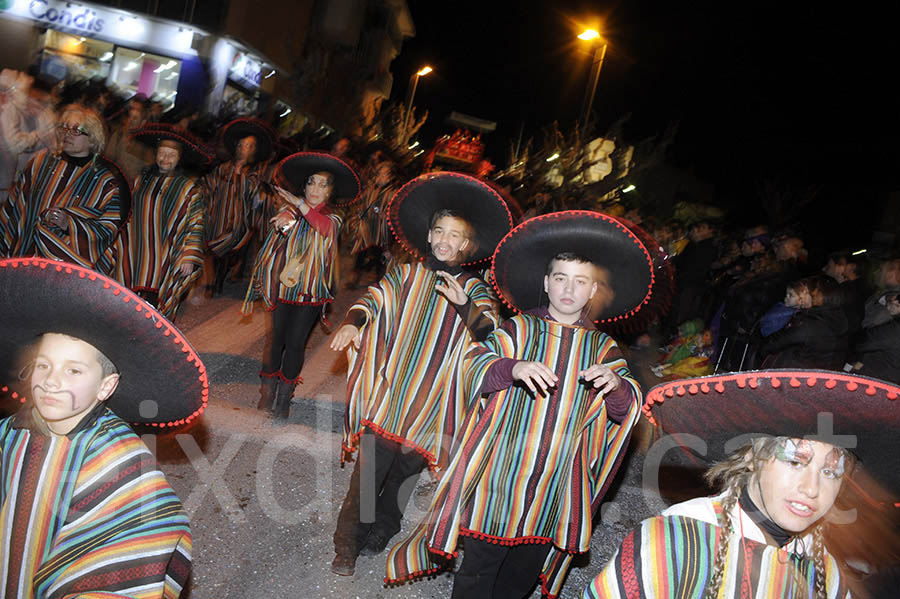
[358,531,392,556]
[331,554,355,576]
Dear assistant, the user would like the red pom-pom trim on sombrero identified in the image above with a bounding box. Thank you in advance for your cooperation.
[0,257,208,428]
[129,122,214,166]
[221,117,279,162]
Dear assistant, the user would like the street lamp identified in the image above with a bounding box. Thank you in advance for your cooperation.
[402,66,433,145]
[577,29,607,135]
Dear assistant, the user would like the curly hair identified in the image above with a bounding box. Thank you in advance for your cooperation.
[57,104,107,155]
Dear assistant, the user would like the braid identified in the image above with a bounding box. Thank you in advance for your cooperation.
[704,479,742,599]
[812,524,828,599]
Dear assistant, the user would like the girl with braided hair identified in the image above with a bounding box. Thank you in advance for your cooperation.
[584,369,900,599]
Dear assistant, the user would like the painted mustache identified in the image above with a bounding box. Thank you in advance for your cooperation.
[32,385,76,409]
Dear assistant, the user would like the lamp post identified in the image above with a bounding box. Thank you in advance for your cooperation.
[402,65,432,146]
[577,29,607,136]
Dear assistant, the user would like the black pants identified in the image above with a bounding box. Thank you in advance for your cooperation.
[262,302,322,380]
[333,430,426,557]
[451,538,551,599]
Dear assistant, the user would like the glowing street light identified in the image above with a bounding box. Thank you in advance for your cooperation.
[577,28,608,135]
[402,65,433,145]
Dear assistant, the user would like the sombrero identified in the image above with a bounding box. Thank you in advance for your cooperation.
[0,258,208,427]
[644,369,900,497]
[130,122,213,168]
[222,117,278,163]
[491,210,655,322]
[275,151,361,205]
[387,172,513,264]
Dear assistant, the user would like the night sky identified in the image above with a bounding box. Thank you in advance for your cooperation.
[390,1,899,244]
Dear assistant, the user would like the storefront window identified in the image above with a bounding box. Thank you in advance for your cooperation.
[222,82,258,117]
[108,47,180,110]
[39,30,113,81]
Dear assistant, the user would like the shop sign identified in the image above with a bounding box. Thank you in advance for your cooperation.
[2,0,195,53]
[229,51,262,89]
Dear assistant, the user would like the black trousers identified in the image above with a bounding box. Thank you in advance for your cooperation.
[451,538,551,599]
[333,430,426,557]
[262,302,322,379]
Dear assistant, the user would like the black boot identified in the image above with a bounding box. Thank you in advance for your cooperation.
[272,379,296,423]
[257,377,277,412]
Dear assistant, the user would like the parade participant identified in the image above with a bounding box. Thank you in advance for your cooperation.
[204,117,277,294]
[582,369,900,599]
[330,172,512,576]
[346,160,399,288]
[0,256,208,598]
[385,210,651,598]
[111,123,212,319]
[242,152,360,420]
[103,94,152,182]
[0,104,124,270]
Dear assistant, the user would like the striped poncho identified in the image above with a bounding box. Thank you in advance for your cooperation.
[0,150,121,269]
[386,313,642,597]
[0,406,191,599]
[343,262,500,468]
[112,169,205,318]
[583,493,851,599]
[203,160,267,257]
[241,203,341,311]
[348,182,396,255]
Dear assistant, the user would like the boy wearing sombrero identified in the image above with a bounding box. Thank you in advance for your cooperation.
[582,369,900,598]
[0,257,207,598]
[329,172,512,575]
[109,123,212,319]
[385,211,650,598]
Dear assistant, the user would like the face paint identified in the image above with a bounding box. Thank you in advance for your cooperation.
[774,438,815,466]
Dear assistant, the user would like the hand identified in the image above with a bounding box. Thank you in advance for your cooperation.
[42,208,68,231]
[434,271,468,305]
[578,363,621,395]
[275,185,305,211]
[179,263,194,277]
[511,361,558,396]
[330,324,361,351]
[270,210,296,232]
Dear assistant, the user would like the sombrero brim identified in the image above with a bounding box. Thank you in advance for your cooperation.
[275,152,360,205]
[387,172,513,264]
[645,369,900,497]
[131,123,213,168]
[491,210,655,322]
[223,118,277,163]
[0,258,208,427]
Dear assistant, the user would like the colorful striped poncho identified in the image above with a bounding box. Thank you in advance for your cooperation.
[111,169,205,318]
[582,493,851,599]
[0,150,121,270]
[348,182,397,255]
[343,262,500,468]
[386,313,642,597]
[0,406,191,599]
[203,160,266,257]
[241,203,341,311]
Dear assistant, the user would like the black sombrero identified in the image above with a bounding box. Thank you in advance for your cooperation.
[130,122,213,168]
[644,370,900,497]
[0,258,208,427]
[275,151,361,205]
[491,210,655,322]
[387,172,513,264]
[222,118,278,163]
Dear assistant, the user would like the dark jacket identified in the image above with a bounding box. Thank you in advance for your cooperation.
[855,317,900,382]
[760,305,849,370]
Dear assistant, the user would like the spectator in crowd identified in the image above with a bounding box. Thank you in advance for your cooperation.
[666,219,718,335]
[851,290,900,382]
[759,275,848,369]
[862,256,900,329]
[822,250,867,336]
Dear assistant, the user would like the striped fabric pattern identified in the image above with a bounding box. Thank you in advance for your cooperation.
[203,161,266,257]
[1,408,191,599]
[242,206,342,311]
[386,314,642,597]
[349,183,397,255]
[343,263,500,468]
[113,170,205,318]
[583,499,850,599]
[0,150,122,270]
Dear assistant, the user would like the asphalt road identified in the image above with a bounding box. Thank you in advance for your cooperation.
[156,267,691,599]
